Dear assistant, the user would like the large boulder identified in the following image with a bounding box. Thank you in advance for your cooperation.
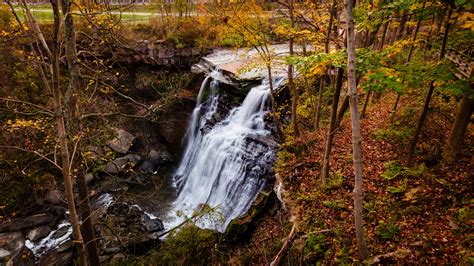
[0,214,54,233]
[107,129,135,154]
[104,154,141,175]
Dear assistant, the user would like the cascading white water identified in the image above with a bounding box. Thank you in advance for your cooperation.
[167,71,278,232]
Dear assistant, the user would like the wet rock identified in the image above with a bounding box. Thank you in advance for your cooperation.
[108,202,129,216]
[40,250,73,266]
[139,150,172,175]
[0,232,24,263]
[51,225,69,239]
[26,226,51,242]
[107,129,135,154]
[141,214,164,232]
[45,189,64,205]
[0,214,54,233]
[56,238,73,253]
[225,188,273,242]
[100,202,164,254]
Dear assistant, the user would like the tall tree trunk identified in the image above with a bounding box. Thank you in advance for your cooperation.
[378,19,389,50]
[395,10,408,41]
[337,94,349,127]
[77,172,100,265]
[391,4,423,122]
[365,22,382,48]
[443,91,474,161]
[345,0,369,259]
[361,91,371,118]
[288,0,299,137]
[50,1,86,265]
[60,0,100,263]
[407,9,452,166]
[321,67,343,184]
[314,76,325,131]
[325,0,336,54]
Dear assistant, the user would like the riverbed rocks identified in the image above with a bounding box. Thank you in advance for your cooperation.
[107,129,135,154]
[99,202,164,254]
[0,213,55,233]
[26,226,51,242]
[104,154,141,175]
[139,149,172,175]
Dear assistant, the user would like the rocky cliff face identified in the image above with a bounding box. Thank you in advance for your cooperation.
[93,40,208,68]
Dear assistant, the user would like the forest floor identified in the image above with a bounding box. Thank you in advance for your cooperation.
[229,92,473,264]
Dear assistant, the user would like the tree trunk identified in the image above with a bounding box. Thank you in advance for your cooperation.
[321,67,343,184]
[314,76,325,131]
[288,0,299,137]
[337,95,349,127]
[406,3,424,64]
[325,0,336,53]
[345,0,369,259]
[407,9,452,166]
[361,91,371,119]
[365,22,382,48]
[59,1,100,263]
[379,19,389,50]
[50,1,86,265]
[390,93,401,123]
[391,5,423,123]
[443,92,474,161]
[395,10,408,41]
[77,173,100,265]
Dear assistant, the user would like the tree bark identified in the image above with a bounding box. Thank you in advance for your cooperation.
[391,4,423,123]
[443,92,474,161]
[379,20,389,50]
[77,172,100,265]
[337,94,349,128]
[325,0,336,54]
[288,0,299,137]
[314,76,325,131]
[407,9,452,166]
[50,1,86,265]
[395,10,408,41]
[321,67,343,184]
[361,91,371,119]
[345,0,369,259]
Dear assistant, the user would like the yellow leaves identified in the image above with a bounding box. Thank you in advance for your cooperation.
[309,60,329,76]
[6,119,42,132]
[458,12,474,31]
[404,187,421,202]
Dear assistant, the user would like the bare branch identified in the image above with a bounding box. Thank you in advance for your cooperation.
[0,145,62,171]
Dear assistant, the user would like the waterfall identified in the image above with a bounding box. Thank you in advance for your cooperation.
[167,71,279,233]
